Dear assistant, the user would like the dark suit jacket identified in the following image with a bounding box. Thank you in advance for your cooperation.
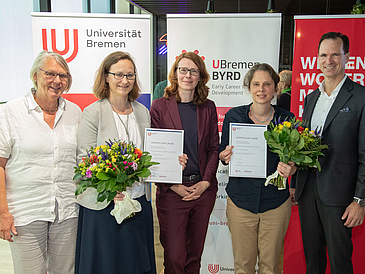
[150,95,219,190]
[291,77,365,206]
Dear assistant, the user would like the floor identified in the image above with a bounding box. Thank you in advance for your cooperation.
[0,184,164,274]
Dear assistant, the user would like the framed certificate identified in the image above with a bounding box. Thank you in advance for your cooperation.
[229,123,267,178]
[144,128,184,183]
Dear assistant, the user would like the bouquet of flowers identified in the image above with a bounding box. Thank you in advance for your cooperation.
[264,117,328,189]
[74,140,159,223]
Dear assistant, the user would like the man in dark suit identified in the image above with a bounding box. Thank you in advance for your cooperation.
[290,32,365,273]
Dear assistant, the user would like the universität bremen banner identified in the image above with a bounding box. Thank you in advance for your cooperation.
[31,13,152,110]
[287,14,365,274]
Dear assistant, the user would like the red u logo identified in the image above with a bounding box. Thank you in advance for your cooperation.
[208,264,219,274]
[42,29,79,63]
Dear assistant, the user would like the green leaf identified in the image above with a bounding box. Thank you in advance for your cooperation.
[73,172,82,180]
[316,159,322,172]
[97,172,110,181]
[105,178,116,191]
[137,168,151,178]
[96,191,108,203]
[291,153,305,164]
[295,138,305,150]
[75,183,89,195]
[97,180,106,193]
[272,130,280,142]
[116,172,128,183]
[290,129,300,143]
[268,142,284,150]
[279,131,290,143]
[107,191,117,203]
[302,156,312,163]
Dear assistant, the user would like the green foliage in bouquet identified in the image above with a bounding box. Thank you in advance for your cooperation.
[74,140,159,203]
[264,117,328,171]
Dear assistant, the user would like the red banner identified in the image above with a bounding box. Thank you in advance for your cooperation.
[291,15,365,118]
[286,15,365,273]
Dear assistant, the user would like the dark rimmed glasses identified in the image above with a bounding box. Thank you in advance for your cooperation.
[39,69,69,82]
[108,72,136,80]
[178,67,200,76]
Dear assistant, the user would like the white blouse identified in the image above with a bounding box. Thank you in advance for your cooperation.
[0,92,81,226]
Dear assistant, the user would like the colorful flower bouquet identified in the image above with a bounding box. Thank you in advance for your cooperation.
[74,140,159,223]
[264,117,328,189]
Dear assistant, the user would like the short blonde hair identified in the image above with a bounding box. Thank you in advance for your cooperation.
[279,70,292,89]
[93,51,140,101]
[30,51,72,92]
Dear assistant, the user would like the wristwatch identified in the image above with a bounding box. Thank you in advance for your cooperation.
[354,197,365,207]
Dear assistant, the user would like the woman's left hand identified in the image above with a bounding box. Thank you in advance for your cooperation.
[182,181,210,201]
[113,191,125,203]
[277,161,297,178]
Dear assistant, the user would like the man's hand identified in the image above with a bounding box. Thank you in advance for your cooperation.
[342,201,365,227]
[290,188,298,206]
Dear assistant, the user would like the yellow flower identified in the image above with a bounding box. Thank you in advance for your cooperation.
[283,121,291,128]
[279,124,284,130]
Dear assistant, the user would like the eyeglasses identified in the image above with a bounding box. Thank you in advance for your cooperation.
[178,67,200,76]
[40,69,69,82]
[108,72,136,80]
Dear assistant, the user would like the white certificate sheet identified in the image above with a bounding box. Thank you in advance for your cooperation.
[229,123,267,178]
[144,128,184,184]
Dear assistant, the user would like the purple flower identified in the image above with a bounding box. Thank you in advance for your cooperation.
[106,139,113,148]
[99,147,108,161]
[314,126,323,136]
[121,145,127,155]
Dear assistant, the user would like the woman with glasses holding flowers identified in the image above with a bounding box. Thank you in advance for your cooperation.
[74,51,156,274]
[0,51,81,273]
[150,52,219,274]
[219,63,297,274]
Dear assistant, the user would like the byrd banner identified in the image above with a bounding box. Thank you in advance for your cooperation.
[287,15,365,274]
[167,13,281,273]
[31,13,152,109]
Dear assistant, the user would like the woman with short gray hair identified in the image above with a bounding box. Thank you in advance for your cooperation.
[0,50,81,273]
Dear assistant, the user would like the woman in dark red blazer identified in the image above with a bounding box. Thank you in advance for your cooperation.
[150,52,219,274]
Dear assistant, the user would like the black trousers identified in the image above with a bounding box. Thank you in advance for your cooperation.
[298,171,353,274]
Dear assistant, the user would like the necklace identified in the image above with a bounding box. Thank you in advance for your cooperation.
[38,103,58,113]
[32,90,59,113]
[108,99,130,143]
[250,105,273,123]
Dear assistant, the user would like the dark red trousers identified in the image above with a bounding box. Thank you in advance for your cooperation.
[156,184,217,274]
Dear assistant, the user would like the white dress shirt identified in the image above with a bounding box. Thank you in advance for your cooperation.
[0,92,81,226]
[311,75,347,132]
